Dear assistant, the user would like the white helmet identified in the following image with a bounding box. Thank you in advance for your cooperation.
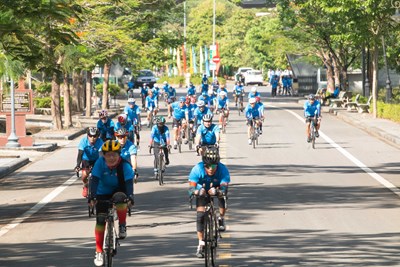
[208,89,214,95]
[249,98,256,104]
[128,98,135,104]
[163,81,168,84]
[197,100,205,107]
[251,87,257,93]
[219,91,227,97]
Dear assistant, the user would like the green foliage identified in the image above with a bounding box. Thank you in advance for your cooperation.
[34,97,52,108]
[95,83,121,97]
[377,101,400,123]
[36,83,52,96]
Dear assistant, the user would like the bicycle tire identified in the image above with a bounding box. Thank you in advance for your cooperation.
[104,220,114,267]
[178,140,182,153]
[311,123,316,149]
[204,212,214,267]
[158,155,164,185]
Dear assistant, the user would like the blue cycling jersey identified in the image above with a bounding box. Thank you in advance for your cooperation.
[171,102,187,120]
[233,85,245,95]
[304,100,321,117]
[124,105,140,124]
[248,92,260,99]
[78,137,104,161]
[186,103,197,120]
[91,157,134,196]
[166,88,176,98]
[216,97,229,109]
[196,124,220,145]
[150,125,170,144]
[187,86,196,96]
[193,106,212,125]
[141,87,148,96]
[188,162,230,191]
[146,94,158,109]
[120,140,137,163]
[97,118,115,139]
[114,120,134,132]
[245,104,262,119]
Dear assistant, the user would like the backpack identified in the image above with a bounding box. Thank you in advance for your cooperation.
[116,159,132,193]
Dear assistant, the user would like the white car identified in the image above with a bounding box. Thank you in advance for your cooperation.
[235,67,253,82]
[244,70,264,86]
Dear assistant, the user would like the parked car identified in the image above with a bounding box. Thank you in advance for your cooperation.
[134,69,157,88]
[235,67,254,82]
[243,70,264,86]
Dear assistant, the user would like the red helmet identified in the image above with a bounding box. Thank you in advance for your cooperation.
[185,96,190,105]
[255,96,261,102]
[118,114,127,124]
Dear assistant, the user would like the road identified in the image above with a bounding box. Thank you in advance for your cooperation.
[1,86,400,267]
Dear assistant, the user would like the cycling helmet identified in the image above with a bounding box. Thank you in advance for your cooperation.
[208,89,214,95]
[202,114,213,122]
[189,82,194,86]
[255,96,261,102]
[219,91,227,97]
[118,114,127,124]
[251,87,257,93]
[249,98,256,104]
[163,81,168,85]
[102,140,121,153]
[143,83,147,87]
[115,127,128,137]
[179,96,186,102]
[87,127,100,137]
[156,116,166,126]
[308,94,315,100]
[128,98,135,104]
[197,100,205,107]
[202,91,207,96]
[98,109,108,118]
[185,96,191,105]
[202,146,220,165]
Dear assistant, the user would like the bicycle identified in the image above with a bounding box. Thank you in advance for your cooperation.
[217,109,228,134]
[309,116,318,149]
[187,120,196,151]
[237,93,244,116]
[176,124,184,153]
[149,144,170,185]
[76,166,95,217]
[249,118,261,149]
[190,191,226,267]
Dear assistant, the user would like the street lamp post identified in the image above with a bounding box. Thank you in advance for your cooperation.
[381,36,392,102]
[6,78,21,148]
[212,0,216,79]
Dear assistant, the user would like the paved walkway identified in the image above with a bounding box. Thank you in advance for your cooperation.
[0,96,399,179]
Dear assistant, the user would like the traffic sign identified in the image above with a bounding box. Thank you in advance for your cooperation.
[212,56,220,63]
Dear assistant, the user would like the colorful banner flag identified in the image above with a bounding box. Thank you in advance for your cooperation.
[182,44,187,74]
[189,46,193,74]
[205,46,210,77]
[199,46,203,74]
[193,46,198,74]
[177,46,182,76]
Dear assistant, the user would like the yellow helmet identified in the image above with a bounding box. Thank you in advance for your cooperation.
[102,140,121,153]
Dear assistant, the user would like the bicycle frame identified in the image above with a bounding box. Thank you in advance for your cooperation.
[102,201,119,267]
[309,117,318,149]
[250,118,260,149]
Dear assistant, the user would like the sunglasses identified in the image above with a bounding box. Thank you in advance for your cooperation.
[116,135,126,139]
[88,135,97,138]
[204,164,217,170]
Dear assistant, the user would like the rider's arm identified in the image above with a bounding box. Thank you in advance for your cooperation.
[76,149,84,168]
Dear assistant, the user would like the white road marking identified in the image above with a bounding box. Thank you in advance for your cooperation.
[273,105,400,198]
[0,175,78,237]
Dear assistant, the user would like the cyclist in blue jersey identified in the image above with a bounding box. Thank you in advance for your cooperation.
[193,100,212,127]
[187,82,196,97]
[211,78,219,91]
[195,114,220,155]
[186,96,198,142]
[153,84,161,102]
[255,96,265,134]
[75,127,104,198]
[188,147,230,258]
[248,86,260,99]
[97,110,115,142]
[145,89,158,126]
[115,128,138,182]
[124,98,141,146]
[216,84,228,95]
[207,89,217,112]
[271,75,279,97]
[304,94,321,142]
[90,140,134,267]
[162,81,170,93]
[245,98,263,145]
[216,91,230,129]
[233,81,245,107]
[140,83,149,109]
[169,96,188,149]
[201,73,209,86]
[149,116,171,175]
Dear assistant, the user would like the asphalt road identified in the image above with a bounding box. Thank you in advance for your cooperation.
[1,86,400,267]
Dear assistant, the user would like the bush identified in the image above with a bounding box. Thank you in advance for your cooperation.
[377,101,400,123]
[95,83,121,97]
[36,82,52,96]
[158,74,226,87]
[34,97,51,108]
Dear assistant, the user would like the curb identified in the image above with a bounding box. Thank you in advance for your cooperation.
[0,157,29,179]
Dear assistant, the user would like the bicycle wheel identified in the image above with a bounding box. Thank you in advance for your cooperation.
[311,124,316,149]
[104,221,114,267]
[158,155,164,185]
[204,212,215,267]
[178,139,182,153]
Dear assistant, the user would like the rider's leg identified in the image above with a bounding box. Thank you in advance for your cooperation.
[306,121,311,141]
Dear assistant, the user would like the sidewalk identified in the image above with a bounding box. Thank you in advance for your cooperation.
[1,96,399,179]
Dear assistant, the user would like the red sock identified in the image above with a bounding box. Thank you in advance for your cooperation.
[95,224,105,252]
[116,203,127,225]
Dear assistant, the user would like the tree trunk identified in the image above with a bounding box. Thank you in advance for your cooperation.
[51,72,63,130]
[71,70,80,112]
[102,63,111,110]
[86,71,92,117]
[63,73,72,128]
[371,42,378,119]
[79,70,85,111]
[332,57,341,91]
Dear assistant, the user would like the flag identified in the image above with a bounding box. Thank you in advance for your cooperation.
[189,46,194,74]
[182,44,187,74]
[192,46,196,74]
[215,42,221,76]
[199,46,203,74]
[205,46,210,77]
[177,46,182,76]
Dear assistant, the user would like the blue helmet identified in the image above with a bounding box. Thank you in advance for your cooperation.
[179,96,186,102]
